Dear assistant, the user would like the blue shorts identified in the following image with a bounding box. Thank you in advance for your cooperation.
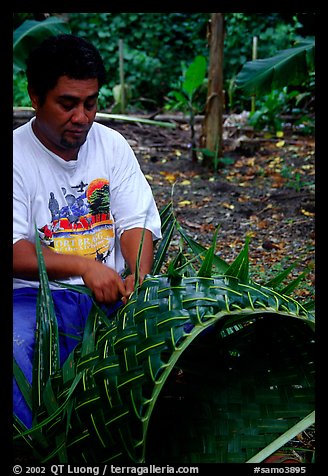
[13,287,121,429]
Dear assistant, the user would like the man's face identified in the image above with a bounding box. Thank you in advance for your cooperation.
[30,76,99,160]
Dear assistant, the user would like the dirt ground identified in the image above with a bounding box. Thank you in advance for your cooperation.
[99,114,315,303]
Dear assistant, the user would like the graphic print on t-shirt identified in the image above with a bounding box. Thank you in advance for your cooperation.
[38,178,114,262]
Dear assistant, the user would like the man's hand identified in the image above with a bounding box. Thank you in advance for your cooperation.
[81,261,127,303]
[122,272,147,305]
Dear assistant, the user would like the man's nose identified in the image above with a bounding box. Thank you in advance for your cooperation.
[71,105,89,124]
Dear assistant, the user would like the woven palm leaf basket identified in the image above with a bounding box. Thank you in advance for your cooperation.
[13,204,315,464]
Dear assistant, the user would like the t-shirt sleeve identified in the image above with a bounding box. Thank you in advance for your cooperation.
[109,131,162,241]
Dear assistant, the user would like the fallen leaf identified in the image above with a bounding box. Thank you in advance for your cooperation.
[268,157,283,168]
[246,158,255,167]
[257,219,269,229]
[178,200,192,207]
[276,140,285,148]
[201,223,216,233]
[237,195,251,203]
[160,171,178,183]
[301,208,315,217]
[222,202,235,210]
[184,220,202,229]
[262,240,283,251]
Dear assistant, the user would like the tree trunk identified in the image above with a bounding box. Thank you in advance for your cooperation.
[200,13,225,168]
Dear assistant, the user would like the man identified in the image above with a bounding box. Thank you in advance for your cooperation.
[13,34,162,428]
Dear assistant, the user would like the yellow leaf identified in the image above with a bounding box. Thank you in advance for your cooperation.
[160,172,177,183]
[301,208,315,217]
[246,158,255,166]
[222,202,235,210]
[145,174,153,181]
[276,140,285,147]
[178,200,191,207]
[175,149,182,157]
[180,180,191,186]
[276,131,284,138]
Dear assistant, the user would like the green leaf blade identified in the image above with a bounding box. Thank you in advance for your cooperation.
[235,40,315,96]
[13,17,71,72]
[224,236,250,283]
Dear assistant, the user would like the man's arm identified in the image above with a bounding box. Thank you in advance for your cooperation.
[120,228,154,298]
[13,239,127,303]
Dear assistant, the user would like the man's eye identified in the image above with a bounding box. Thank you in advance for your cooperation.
[61,102,74,111]
[85,102,97,110]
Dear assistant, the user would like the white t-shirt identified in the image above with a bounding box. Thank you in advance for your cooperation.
[13,118,162,289]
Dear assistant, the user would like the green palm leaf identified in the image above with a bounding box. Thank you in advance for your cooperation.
[176,220,229,273]
[197,225,220,277]
[224,235,250,283]
[263,260,300,288]
[152,202,176,275]
[33,225,60,412]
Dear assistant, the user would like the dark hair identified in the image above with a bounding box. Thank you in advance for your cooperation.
[26,34,107,104]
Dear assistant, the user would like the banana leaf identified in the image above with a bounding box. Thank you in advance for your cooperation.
[235,40,315,96]
[13,17,71,73]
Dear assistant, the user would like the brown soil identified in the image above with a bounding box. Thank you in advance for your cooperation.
[101,115,315,303]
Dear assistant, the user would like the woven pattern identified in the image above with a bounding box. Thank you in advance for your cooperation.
[26,275,314,463]
[146,315,315,463]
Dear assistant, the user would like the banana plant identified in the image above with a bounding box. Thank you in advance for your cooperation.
[13,16,71,74]
[235,39,315,96]
[165,55,207,160]
[13,202,315,464]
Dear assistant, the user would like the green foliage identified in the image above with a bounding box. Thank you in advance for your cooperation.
[224,13,309,112]
[233,38,315,132]
[68,13,209,110]
[280,164,313,192]
[13,13,314,114]
[13,73,31,107]
[67,13,312,111]
[248,87,299,132]
[164,55,207,113]
[195,147,234,173]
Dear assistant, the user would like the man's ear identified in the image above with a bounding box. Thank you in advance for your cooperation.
[28,87,40,111]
